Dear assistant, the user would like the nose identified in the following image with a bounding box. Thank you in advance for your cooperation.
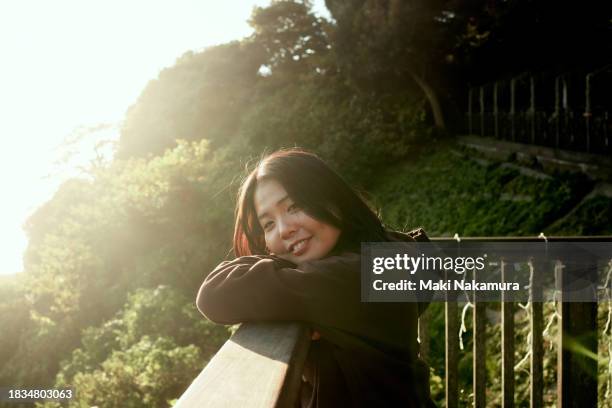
[278,215,297,240]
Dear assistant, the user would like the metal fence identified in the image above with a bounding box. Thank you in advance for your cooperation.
[419,236,612,408]
[462,66,612,155]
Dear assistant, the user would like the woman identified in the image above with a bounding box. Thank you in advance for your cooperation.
[197,148,435,407]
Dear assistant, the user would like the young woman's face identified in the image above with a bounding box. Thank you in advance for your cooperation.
[254,178,341,264]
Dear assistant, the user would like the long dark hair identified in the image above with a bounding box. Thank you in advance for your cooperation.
[233,148,388,257]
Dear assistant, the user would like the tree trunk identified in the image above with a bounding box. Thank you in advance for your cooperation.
[409,70,446,129]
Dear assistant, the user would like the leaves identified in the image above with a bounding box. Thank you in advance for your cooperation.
[51,286,228,408]
[249,0,331,76]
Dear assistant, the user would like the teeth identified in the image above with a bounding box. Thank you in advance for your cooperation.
[292,239,307,253]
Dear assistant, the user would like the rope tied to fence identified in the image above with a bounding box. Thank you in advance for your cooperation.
[516,233,547,380]
[601,259,612,400]
[459,301,473,351]
[514,259,534,373]
[454,232,475,351]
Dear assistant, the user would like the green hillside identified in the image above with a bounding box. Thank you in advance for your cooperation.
[370,144,611,237]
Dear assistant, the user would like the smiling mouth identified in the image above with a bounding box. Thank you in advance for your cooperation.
[290,238,311,255]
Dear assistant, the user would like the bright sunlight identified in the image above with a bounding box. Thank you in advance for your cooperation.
[0,0,329,275]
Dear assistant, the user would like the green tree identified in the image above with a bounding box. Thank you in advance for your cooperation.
[66,336,202,408]
[118,42,266,158]
[10,140,237,390]
[325,0,457,129]
[50,286,228,408]
[249,0,331,78]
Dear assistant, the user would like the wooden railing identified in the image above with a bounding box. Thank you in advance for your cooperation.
[176,236,612,407]
[174,323,310,407]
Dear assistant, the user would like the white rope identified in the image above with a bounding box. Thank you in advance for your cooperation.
[454,231,474,351]
[518,260,534,310]
[517,235,537,389]
[543,261,563,351]
[515,260,534,371]
[459,301,473,351]
[603,261,612,335]
[514,343,532,370]
[606,336,612,401]
[600,259,612,294]
[606,297,612,401]
[542,296,559,340]
[605,286,612,336]
[603,258,612,402]
[517,237,552,376]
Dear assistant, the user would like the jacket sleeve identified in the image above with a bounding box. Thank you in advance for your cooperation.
[196,253,363,326]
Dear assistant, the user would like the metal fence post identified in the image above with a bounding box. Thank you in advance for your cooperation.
[555,76,560,148]
[530,76,535,144]
[511,78,516,141]
[494,82,499,139]
[468,87,473,135]
[480,86,485,137]
[585,73,592,152]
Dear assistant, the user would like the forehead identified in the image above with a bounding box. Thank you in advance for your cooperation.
[254,178,288,216]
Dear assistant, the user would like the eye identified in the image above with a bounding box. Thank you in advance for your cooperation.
[288,203,300,213]
[262,220,274,231]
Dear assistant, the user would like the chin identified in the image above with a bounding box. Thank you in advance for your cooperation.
[296,250,325,263]
[279,246,329,264]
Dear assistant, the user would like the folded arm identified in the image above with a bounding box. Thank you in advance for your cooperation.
[197,253,362,326]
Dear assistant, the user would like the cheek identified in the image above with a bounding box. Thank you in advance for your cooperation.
[264,233,278,250]
[316,224,341,249]
[328,229,341,248]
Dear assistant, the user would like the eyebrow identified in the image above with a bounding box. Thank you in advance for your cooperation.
[257,195,290,220]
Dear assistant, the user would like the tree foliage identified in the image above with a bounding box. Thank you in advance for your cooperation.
[118,42,266,158]
[3,140,237,390]
[67,336,201,408]
[250,0,331,77]
[43,286,227,408]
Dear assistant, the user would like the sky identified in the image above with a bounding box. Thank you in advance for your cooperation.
[0,0,330,275]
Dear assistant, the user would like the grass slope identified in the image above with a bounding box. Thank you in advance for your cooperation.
[369,144,601,237]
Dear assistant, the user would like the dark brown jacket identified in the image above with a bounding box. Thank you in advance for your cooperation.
[196,229,435,407]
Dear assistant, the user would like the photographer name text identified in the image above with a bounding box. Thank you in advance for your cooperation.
[372,279,521,291]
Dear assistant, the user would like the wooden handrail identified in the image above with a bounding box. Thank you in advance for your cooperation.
[174,322,310,408]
